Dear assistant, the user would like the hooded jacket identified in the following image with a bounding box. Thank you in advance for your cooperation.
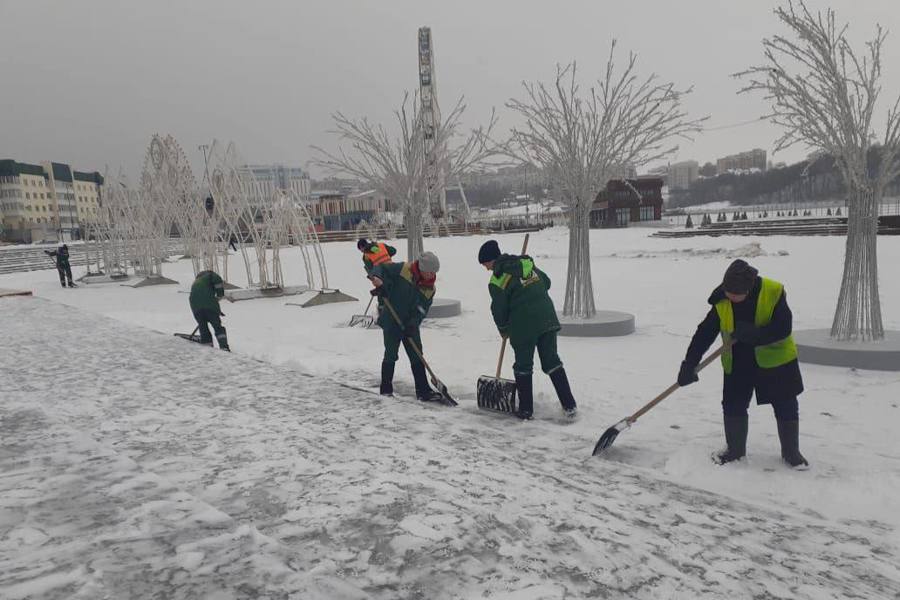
[685,277,803,400]
[488,253,559,341]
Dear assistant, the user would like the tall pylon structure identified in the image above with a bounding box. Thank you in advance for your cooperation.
[417,26,447,221]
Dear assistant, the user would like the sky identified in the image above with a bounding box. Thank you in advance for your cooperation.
[2,0,899,180]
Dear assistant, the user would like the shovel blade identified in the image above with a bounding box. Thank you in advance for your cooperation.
[592,419,631,456]
[431,378,457,406]
[349,314,374,328]
[476,375,518,413]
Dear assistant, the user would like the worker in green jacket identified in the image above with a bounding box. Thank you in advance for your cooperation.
[478,239,577,420]
[189,270,230,351]
[369,251,443,402]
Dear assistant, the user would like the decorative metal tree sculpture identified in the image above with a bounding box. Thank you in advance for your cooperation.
[314,93,501,259]
[507,50,704,318]
[206,141,281,289]
[737,0,900,341]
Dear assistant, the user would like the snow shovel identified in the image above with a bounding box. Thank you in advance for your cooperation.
[476,233,530,414]
[349,295,376,328]
[381,297,457,406]
[592,344,727,456]
[174,326,202,343]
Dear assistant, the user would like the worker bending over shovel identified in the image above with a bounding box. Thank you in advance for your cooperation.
[678,259,808,469]
[369,251,444,402]
[478,239,577,420]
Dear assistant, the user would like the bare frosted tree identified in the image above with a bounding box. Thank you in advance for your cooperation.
[737,0,900,341]
[314,93,502,259]
[507,48,704,318]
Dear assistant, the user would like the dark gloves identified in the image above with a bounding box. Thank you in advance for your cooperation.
[403,324,418,337]
[370,287,385,297]
[678,360,699,387]
[43,250,52,255]
[733,322,761,345]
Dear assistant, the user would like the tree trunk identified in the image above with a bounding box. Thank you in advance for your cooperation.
[562,205,596,318]
[830,185,883,340]
[406,201,425,260]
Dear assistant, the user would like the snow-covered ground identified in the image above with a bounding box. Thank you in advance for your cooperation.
[2,227,900,598]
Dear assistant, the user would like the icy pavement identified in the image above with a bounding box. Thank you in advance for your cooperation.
[2,297,899,599]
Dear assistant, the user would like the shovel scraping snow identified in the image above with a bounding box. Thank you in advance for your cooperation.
[592,344,727,456]
[349,295,376,328]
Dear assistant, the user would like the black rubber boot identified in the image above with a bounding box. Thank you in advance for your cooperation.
[714,415,748,465]
[549,368,577,418]
[411,362,441,402]
[216,328,230,352]
[776,420,810,470]
[380,361,395,396]
[514,373,533,420]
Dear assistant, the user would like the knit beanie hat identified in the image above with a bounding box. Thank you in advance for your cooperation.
[357,238,370,250]
[418,251,440,273]
[478,240,501,264]
[722,259,759,294]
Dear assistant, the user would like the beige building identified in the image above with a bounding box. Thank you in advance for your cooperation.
[716,148,767,174]
[668,160,699,191]
[0,159,103,243]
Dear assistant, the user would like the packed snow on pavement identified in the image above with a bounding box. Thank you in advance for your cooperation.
[2,226,899,598]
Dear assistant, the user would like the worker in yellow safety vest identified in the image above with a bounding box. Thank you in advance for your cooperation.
[677,259,808,469]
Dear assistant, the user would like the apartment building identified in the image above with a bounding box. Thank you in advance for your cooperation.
[0,159,103,243]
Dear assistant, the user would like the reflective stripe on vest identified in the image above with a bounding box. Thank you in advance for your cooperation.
[714,277,798,374]
[490,258,537,290]
[364,243,392,267]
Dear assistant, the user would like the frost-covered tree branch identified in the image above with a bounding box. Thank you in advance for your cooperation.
[736,0,900,340]
[506,44,705,317]
[314,92,504,258]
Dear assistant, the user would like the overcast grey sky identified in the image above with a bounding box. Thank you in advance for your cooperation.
[2,0,899,179]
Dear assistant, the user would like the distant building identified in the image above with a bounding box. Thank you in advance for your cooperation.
[241,164,310,200]
[0,159,103,243]
[716,148,767,174]
[668,160,699,191]
[306,189,386,231]
[590,177,664,228]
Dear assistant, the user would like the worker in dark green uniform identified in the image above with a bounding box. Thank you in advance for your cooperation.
[369,251,442,402]
[44,244,74,288]
[189,270,230,351]
[478,240,577,420]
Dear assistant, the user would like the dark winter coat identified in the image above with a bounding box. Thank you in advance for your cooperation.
[488,254,559,342]
[685,276,803,401]
[189,271,225,314]
[371,261,434,335]
[46,246,70,268]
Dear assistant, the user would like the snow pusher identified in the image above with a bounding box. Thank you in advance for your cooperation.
[381,297,457,406]
[174,326,202,344]
[349,295,376,328]
[476,233,529,415]
[592,344,727,456]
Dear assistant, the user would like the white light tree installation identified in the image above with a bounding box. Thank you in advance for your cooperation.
[313,93,501,259]
[205,140,328,296]
[507,49,704,318]
[737,0,900,341]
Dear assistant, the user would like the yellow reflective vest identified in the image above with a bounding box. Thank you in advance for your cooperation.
[714,277,798,374]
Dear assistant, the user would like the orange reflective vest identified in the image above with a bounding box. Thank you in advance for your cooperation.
[364,242,393,267]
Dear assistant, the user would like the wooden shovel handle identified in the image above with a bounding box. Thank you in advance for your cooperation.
[628,344,727,423]
[494,233,530,378]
